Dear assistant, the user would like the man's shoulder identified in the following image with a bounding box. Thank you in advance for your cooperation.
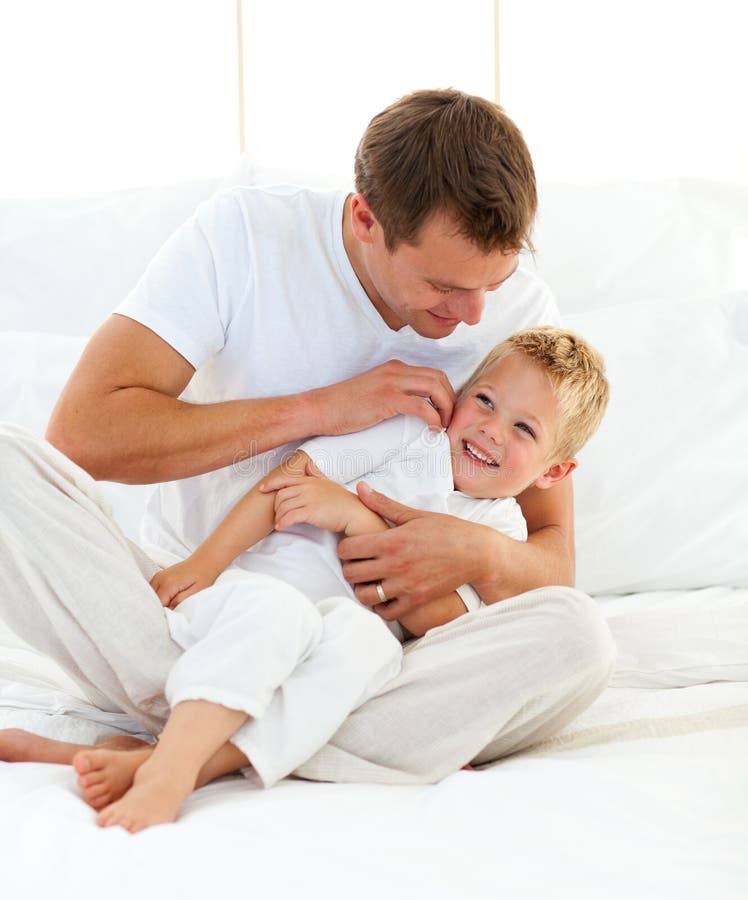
[211,183,346,218]
[506,261,555,303]
[193,185,346,250]
[484,261,560,330]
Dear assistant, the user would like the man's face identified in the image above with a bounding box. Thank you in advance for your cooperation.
[346,197,519,338]
[446,352,560,498]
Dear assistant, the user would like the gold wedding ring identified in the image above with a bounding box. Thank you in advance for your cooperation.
[375,582,387,604]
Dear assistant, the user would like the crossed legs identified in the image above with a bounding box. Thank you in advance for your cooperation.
[0,428,616,815]
[0,704,251,832]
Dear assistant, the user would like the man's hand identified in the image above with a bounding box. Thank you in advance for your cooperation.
[337,483,492,621]
[309,360,455,435]
[150,557,221,610]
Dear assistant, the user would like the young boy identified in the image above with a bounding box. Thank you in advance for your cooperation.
[13,326,610,832]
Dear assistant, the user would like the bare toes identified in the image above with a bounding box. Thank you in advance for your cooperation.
[123,815,141,834]
[78,772,104,789]
[84,785,111,803]
[73,752,94,776]
[84,781,108,796]
[96,805,118,828]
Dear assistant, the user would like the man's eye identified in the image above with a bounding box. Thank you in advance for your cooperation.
[432,285,453,295]
[516,422,535,438]
[476,393,493,409]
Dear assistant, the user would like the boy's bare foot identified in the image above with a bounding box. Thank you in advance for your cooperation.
[0,728,151,766]
[96,758,195,833]
[73,746,154,811]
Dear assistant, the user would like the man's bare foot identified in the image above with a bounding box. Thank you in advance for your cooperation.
[0,729,78,764]
[94,736,152,752]
[96,758,195,833]
[0,728,151,766]
[73,746,155,811]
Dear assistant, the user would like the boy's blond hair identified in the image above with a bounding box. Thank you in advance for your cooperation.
[354,89,536,253]
[462,326,609,461]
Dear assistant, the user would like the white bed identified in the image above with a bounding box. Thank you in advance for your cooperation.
[1,169,747,899]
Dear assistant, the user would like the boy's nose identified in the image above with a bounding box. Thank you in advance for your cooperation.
[479,420,504,448]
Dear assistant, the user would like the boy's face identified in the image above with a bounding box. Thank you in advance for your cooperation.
[446,352,562,498]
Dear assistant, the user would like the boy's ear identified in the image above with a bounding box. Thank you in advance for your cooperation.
[533,458,577,490]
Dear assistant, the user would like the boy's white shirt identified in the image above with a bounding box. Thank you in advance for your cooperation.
[302,415,528,622]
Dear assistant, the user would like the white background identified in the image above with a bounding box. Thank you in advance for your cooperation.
[0,0,746,197]
[500,0,748,184]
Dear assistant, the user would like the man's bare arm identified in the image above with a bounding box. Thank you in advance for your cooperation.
[338,479,575,619]
[150,449,315,607]
[495,476,576,592]
[46,315,455,484]
[396,593,468,638]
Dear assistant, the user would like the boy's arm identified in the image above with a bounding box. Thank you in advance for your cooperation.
[268,461,391,539]
[156,446,475,632]
[151,452,398,608]
[150,450,311,607]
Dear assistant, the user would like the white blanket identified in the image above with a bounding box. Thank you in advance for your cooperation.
[1,677,746,900]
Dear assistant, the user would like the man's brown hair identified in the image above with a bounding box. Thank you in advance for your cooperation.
[354,89,537,253]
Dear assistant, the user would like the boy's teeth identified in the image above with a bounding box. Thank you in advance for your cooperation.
[465,441,497,466]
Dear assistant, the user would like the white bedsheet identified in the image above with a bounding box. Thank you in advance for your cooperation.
[1,587,747,900]
[1,684,746,900]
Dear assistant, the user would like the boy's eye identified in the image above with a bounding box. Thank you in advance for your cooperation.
[432,284,454,295]
[476,393,493,409]
[516,422,535,439]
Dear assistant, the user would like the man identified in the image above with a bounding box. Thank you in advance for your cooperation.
[1,89,614,783]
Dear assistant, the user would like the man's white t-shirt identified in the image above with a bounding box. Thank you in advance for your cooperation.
[115,185,559,562]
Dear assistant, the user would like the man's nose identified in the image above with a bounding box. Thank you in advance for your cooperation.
[450,291,485,326]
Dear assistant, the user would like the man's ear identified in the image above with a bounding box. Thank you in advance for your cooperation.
[349,193,379,244]
[533,458,577,490]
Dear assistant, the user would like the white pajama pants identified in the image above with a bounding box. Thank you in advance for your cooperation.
[164,571,401,787]
[0,424,617,785]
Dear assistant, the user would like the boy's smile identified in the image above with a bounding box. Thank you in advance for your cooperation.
[446,352,560,498]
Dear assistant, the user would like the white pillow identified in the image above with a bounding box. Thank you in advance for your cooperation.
[0,331,87,434]
[533,180,748,314]
[600,586,748,688]
[0,179,217,336]
[567,292,748,595]
[0,331,150,541]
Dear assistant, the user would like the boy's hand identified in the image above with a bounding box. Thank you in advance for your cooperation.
[269,459,369,535]
[150,558,220,610]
